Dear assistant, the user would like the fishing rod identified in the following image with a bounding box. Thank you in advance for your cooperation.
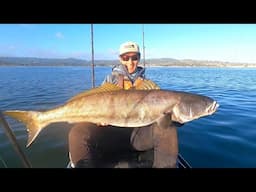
[0,111,32,168]
[142,24,146,68]
[0,154,8,168]
[91,24,95,88]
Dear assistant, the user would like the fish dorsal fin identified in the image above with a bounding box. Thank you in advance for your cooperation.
[67,80,160,102]
[67,82,122,102]
[135,79,160,90]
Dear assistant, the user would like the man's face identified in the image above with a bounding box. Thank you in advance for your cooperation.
[119,52,140,74]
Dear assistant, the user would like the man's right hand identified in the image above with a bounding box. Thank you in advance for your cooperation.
[97,122,109,126]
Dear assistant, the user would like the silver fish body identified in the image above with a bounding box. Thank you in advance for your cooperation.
[4,85,219,147]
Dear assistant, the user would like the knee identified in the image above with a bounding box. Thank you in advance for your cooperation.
[68,122,99,167]
[130,127,154,151]
[68,122,98,141]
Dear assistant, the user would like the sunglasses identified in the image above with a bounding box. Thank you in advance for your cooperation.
[121,55,139,61]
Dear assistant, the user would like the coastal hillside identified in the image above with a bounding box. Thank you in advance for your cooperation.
[0,57,255,67]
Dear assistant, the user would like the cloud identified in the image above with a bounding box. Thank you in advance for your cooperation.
[56,32,64,39]
[0,44,19,57]
[7,45,16,50]
[68,51,91,59]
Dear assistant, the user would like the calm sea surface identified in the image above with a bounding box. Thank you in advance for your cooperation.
[0,66,255,168]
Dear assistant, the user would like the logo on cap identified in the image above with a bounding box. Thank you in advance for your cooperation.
[119,41,140,56]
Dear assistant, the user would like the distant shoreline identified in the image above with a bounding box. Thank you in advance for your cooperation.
[146,65,256,68]
[0,56,256,68]
[1,65,256,68]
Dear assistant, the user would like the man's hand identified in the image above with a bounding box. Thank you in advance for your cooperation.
[97,122,109,126]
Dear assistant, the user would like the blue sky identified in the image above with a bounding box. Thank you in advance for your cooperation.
[1,24,256,63]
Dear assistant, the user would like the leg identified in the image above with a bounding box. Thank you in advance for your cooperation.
[92,126,135,167]
[130,125,154,151]
[152,124,178,168]
[68,122,135,168]
[68,122,100,167]
[130,125,154,167]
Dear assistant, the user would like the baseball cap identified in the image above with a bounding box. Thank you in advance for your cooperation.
[119,41,140,56]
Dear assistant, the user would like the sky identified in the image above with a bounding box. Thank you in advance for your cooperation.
[1,24,256,63]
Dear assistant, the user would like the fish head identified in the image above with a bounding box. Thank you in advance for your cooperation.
[171,94,219,124]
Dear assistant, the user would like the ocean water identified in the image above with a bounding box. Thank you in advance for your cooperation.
[0,66,255,168]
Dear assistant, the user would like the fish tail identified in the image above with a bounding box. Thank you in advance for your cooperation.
[3,110,43,147]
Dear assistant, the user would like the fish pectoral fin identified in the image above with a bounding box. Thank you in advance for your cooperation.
[171,104,190,124]
[156,113,172,129]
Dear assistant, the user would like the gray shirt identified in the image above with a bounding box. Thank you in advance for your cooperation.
[102,64,145,85]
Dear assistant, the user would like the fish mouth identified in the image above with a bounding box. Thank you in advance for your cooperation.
[208,101,219,114]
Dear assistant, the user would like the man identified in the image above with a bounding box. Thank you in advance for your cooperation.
[68,41,178,168]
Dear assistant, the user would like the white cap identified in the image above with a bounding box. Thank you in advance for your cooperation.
[119,41,140,56]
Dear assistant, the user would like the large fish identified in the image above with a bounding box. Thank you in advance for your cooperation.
[3,82,219,148]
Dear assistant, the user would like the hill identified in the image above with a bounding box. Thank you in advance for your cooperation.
[0,57,255,67]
